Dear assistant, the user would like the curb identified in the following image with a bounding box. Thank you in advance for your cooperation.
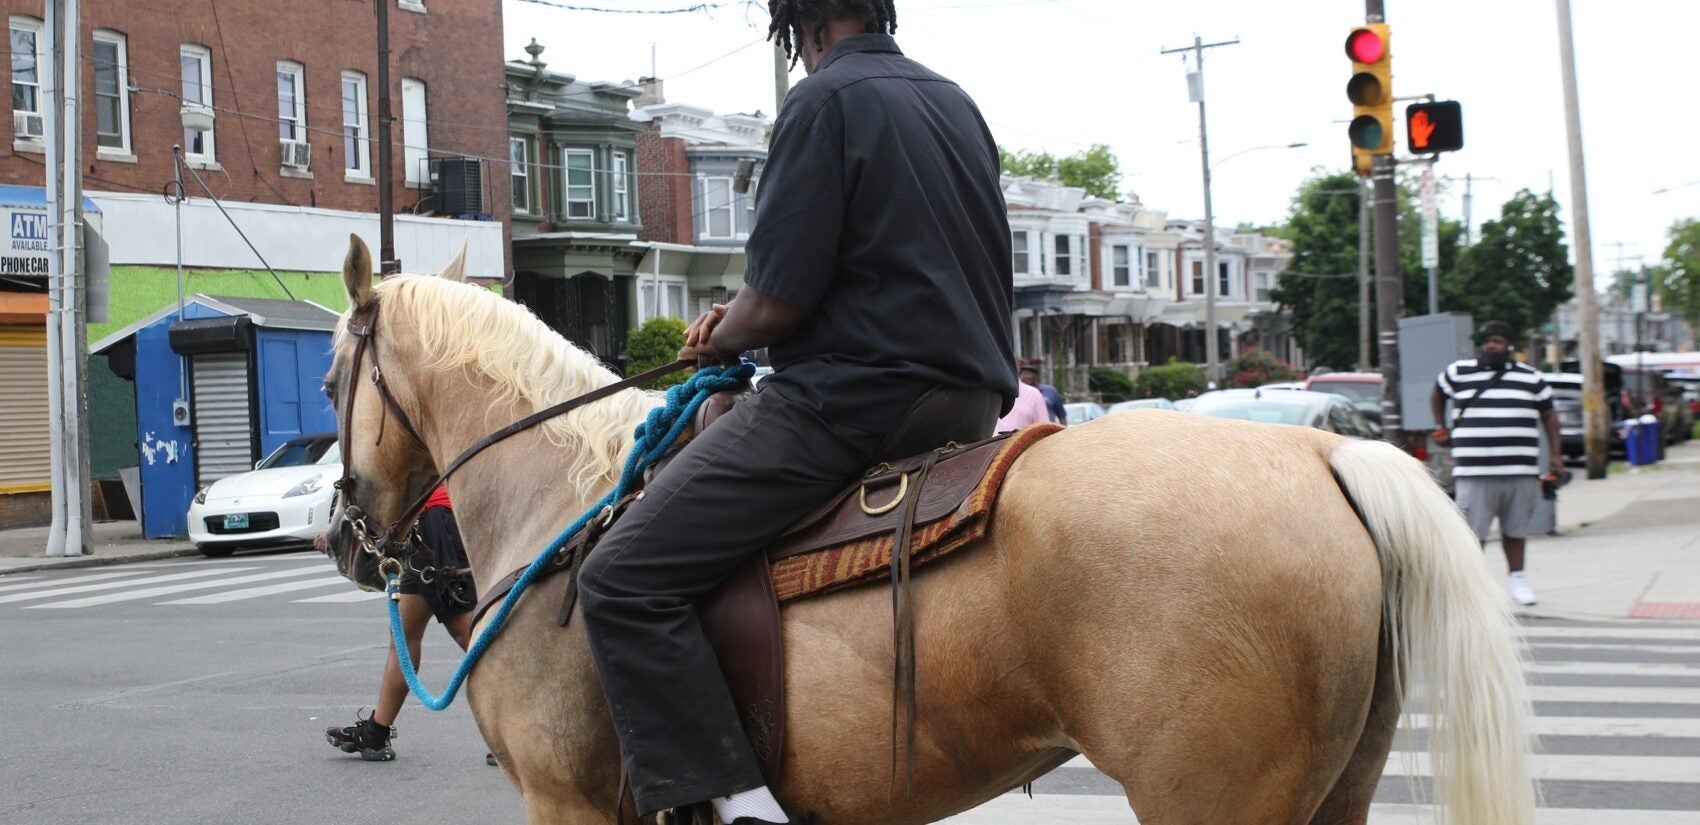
[0,546,201,576]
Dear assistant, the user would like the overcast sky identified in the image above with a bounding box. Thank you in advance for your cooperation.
[503,0,1694,277]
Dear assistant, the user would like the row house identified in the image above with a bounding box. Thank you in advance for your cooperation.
[631,85,767,326]
[505,43,645,367]
[0,0,507,528]
[1166,220,1298,368]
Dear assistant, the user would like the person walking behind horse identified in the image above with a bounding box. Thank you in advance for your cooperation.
[1019,363,1068,425]
[324,485,482,761]
[575,3,1016,823]
[1429,320,1563,606]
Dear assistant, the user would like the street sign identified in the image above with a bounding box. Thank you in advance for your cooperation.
[1420,167,1439,269]
[3,206,51,278]
[1406,100,1464,154]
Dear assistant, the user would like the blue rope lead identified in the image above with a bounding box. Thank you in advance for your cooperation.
[386,362,755,711]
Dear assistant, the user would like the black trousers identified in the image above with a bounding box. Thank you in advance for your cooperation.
[577,383,891,814]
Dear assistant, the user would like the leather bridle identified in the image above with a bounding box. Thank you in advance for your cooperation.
[330,297,692,581]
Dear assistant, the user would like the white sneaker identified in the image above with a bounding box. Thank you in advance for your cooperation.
[1508,572,1538,606]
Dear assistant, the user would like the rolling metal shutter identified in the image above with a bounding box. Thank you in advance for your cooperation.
[191,352,255,485]
[0,325,51,491]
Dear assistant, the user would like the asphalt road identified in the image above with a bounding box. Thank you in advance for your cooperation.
[4,553,1698,824]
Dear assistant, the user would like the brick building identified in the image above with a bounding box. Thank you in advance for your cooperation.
[0,0,508,528]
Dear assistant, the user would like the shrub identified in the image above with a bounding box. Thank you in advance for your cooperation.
[1089,367,1136,403]
[625,317,690,390]
[1222,349,1298,388]
[1133,357,1208,400]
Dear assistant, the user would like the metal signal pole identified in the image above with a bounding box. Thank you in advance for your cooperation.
[1364,0,1404,447]
[375,0,397,274]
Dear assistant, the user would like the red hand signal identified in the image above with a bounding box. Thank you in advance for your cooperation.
[1410,110,1436,150]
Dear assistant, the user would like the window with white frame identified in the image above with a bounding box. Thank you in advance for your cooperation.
[1191,260,1205,295]
[1011,230,1029,275]
[180,45,214,159]
[742,177,757,233]
[563,149,595,219]
[1218,261,1231,297]
[638,276,690,322]
[1054,235,1073,277]
[1255,271,1272,302]
[341,71,369,176]
[1112,245,1132,288]
[1145,251,1161,289]
[276,61,305,143]
[510,136,531,214]
[702,176,734,239]
[613,151,630,221]
[93,30,130,153]
[10,17,44,139]
[401,78,428,185]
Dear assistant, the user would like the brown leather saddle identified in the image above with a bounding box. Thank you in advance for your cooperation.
[472,383,1057,805]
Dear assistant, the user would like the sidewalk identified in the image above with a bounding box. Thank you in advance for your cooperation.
[0,520,197,575]
[1484,438,1700,622]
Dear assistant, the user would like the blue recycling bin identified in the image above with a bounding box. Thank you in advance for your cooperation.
[1622,419,1651,466]
[1636,414,1662,465]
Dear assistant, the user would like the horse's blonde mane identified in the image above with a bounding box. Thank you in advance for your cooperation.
[363,274,662,492]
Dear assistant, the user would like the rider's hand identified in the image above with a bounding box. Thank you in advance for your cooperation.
[683,304,728,350]
[313,531,328,554]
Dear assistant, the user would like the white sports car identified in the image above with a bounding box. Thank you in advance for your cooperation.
[187,433,341,557]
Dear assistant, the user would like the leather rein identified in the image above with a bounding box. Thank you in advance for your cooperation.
[332,298,691,576]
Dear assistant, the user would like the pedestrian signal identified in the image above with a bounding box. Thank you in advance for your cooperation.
[1406,100,1464,154]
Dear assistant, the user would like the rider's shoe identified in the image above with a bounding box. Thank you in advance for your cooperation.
[325,711,395,762]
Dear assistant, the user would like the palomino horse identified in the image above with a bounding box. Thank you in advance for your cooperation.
[324,236,1535,825]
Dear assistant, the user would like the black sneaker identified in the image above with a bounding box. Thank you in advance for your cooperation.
[325,711,395,762]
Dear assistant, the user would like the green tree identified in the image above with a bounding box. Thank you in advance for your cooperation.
[1269,171,1365,369]
[624,317,690,390]
[1441,189,1573,343]
[1133,358,1207,400]
[1662,218,1700,328]
[998,143,1123,200]
[1270,169,1467,370]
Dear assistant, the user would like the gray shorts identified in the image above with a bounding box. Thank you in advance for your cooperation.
[1454,475,1539,541]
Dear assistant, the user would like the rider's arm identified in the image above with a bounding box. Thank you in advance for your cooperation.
[707,285,810,356]
[1429,384,1447,430]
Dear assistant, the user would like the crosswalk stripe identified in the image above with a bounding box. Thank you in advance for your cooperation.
[25,567,331,608]
[1380,751,1700,783]
[1526,662,1700,677]
[0,569,183,595]
[942,795,1700,824]
[293,589,386,603]
[0,575,46,592]
[1402,714,1700,738]
[1521,627,1700,642]
[0,567,256,604]
[1524,685,1700,704]
[157,576,356,605]
[1368,804,1700,824]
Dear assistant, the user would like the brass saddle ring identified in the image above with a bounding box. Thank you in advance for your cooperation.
[859,472,909,516]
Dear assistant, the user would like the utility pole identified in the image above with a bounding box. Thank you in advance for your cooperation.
[1556,0,1607,479]
[43,0,88,556]
[375,0,397,274]
[1359,177,1371,371]
[1161,34,1240,386]
[42,0,65,557]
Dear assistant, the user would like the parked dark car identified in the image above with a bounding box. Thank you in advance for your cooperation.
[1542,373,1621,461]
[1303,372,1383,426]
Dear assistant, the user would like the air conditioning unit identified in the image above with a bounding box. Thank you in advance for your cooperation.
[13,111,43,140]
[432,157,485,217]
[279,139,311,170]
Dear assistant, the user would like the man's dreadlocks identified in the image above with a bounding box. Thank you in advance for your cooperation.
[768,0,897,67]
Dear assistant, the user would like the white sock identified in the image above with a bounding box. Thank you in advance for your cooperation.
[710,785,788,824]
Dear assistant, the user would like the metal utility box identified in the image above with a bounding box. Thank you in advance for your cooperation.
[1398,312,1475,431]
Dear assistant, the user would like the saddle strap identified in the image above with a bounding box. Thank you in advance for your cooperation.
[889,448,940,797]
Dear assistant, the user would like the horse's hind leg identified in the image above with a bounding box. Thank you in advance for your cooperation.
[1307,632,1402,825]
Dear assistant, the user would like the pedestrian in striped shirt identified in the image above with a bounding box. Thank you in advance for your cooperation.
[1428,320,1564,606]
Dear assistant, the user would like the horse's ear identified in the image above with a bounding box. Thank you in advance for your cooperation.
[343,234,374,310]
[437,239,469,283]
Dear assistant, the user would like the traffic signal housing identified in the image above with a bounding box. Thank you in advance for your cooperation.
[1345,24,1393,175]
[1406,100,1464,154]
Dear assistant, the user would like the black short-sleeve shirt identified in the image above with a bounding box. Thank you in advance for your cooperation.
[743,34,1017,436]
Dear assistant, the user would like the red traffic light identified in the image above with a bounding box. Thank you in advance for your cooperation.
[1345,28,1385,64]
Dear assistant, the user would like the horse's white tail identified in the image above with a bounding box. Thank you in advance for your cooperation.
[1330,439,1536,825]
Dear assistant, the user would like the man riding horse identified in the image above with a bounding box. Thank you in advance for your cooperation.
[575,0,1017,822]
